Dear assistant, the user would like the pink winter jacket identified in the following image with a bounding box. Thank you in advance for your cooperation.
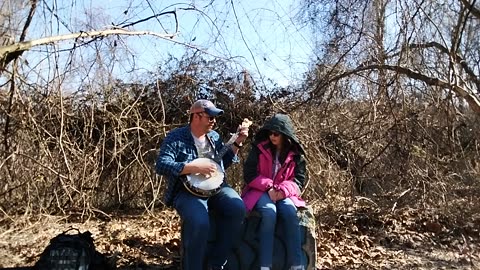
[241,140,306,211]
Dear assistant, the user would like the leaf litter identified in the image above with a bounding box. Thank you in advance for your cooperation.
[0,204,479,270]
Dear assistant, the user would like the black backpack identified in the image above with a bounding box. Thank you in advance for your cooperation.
[34,228,110,270]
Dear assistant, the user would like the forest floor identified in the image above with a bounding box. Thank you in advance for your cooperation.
[0,201,479,270]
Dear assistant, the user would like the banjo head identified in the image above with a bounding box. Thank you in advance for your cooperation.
[186,158,224,191]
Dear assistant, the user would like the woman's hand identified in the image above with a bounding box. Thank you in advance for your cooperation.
[268,188,284,202]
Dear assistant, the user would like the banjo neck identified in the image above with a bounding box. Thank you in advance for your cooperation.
[212,118,252,163]
[212,134,240,164]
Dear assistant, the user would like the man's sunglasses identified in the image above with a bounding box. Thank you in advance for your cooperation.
[269,131,281,137]
[197,113,216,122]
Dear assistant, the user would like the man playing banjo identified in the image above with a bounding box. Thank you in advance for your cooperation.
[156,99,249,270]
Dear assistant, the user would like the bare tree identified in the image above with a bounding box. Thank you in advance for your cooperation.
[300,0,480,114]
[0,0,224,215]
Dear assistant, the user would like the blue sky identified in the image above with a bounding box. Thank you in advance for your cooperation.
[27,0,315,87]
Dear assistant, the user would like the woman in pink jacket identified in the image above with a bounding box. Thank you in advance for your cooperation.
[242,114,307,270]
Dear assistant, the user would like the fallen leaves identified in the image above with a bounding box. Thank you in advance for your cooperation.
[0,204,479,269]
[314,205,480,269]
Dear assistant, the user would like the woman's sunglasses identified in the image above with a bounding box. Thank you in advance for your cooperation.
[269,131,281,137]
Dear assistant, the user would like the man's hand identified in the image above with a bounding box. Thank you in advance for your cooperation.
[236,124,249,143]
[194,162,217,177]
[235,118,252,145]
[183,159,217,178]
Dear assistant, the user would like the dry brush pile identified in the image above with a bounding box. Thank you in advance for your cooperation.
[0,58,479,269]
[1,60,479,218]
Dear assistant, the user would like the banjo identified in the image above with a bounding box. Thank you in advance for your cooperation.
[182,118,252,197]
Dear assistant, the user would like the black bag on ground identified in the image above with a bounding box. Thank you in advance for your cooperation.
[34,228,110,270]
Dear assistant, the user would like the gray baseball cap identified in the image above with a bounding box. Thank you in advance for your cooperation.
[189,99,224,116]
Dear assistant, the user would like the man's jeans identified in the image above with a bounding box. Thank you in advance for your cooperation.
[174,186,246,270]
[255,193,303,268]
